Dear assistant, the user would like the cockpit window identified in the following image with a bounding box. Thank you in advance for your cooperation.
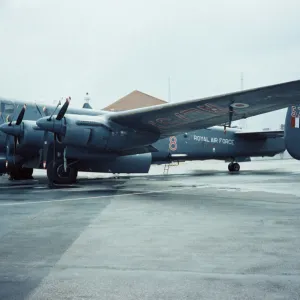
[3,103,14,114]
[0,102,15,114]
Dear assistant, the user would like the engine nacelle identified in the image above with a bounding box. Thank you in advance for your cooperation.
[57,115,111,149]
[36,113,160,151]
[18,121,45,149]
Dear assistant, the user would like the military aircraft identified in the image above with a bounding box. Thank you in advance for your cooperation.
[0,79,299,186]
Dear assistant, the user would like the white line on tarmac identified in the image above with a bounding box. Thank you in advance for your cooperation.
[0,186,196,207]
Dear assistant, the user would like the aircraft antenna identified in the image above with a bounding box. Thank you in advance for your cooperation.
[239,72,247,130]
[84,92,90,104]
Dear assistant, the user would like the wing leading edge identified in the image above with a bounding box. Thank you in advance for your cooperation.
[108,79,300,137]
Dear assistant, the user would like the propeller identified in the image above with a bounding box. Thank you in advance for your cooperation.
[12,104,26,164]
[1,104,27,165]
[41,100,60,168]
[40,97,71,169]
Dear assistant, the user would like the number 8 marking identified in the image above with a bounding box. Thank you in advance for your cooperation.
[169,136,177,151]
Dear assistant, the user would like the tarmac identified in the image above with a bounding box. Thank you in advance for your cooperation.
[0,159,300,300]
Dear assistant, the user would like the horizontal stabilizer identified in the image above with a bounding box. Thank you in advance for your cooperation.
[235,130,284,140]
[119,145,159,156]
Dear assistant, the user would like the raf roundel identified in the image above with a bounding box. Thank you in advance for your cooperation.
[169,136,177,151]
[231,103,249,109]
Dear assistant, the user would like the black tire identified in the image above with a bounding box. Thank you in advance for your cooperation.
[8,168,21,180]
[228,163,233,172]
[8,167,33,180]
[47,160,77,184]
[233,163,240,172]
[20,168,33,179]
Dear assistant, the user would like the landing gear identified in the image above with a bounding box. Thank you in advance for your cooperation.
[46,159,78,186]
[228,162,240,172]
[8,167,33,180]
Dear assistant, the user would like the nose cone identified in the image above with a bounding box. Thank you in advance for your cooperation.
[36,117,53,131]
[0,123,20,136]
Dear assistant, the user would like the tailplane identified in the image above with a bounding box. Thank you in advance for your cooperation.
[285,106,300,159]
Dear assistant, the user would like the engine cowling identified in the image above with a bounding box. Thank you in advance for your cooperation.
[61,116,111,149]
[18,121,45,149]
[0,120,45,149]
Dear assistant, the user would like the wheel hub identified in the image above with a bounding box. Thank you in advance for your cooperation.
[56,164,71,178]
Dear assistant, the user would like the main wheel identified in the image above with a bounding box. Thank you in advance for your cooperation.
[47,160,78,185]
[8,167,33,180]
[228,162,234,172]
[20,168,33,179]
[232,162,240,172]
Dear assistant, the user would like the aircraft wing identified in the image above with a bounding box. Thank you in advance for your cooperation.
[108,79,300,138]
[235,130,284,140]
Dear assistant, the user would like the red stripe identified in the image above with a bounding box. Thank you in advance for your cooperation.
[291,116,295,128]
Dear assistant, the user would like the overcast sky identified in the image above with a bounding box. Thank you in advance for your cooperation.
[0,0,300,130]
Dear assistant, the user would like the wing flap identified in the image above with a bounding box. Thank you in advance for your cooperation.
[108,79,300,137]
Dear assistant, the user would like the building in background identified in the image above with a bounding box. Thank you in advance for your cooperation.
[102,90,167,111]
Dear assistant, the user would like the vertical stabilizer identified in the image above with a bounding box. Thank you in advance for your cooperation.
[285,106,300,159]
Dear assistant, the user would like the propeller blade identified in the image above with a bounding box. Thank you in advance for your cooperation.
[53,133,56,164]
[13,136,17,164]
[56,97,70,121]
[47,100,61,120]
[16,104,26,126]
[35,103,43,117]
[8,104,18,126]
[5,135,10,168]
[42,131,49,169]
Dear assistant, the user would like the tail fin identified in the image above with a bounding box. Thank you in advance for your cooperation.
[285,106,300,159]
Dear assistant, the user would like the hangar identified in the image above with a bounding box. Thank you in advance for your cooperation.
[102,90,167,111]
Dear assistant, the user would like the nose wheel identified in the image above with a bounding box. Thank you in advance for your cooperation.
[228,162,240,172]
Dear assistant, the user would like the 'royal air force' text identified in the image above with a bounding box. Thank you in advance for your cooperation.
[193,135,234,145]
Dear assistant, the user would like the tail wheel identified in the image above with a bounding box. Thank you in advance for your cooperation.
[47,160,77,184]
